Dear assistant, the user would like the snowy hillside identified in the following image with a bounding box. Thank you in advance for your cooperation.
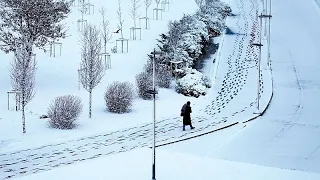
[1,0,320,179]
[0,0,202,150]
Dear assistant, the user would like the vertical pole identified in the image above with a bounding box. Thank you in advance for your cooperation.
[268,0,271,67]
[257,15,262,112]
[146,7,148,29]
[7,92,9,110]
[78,70,80,90]
[152,49,156,180]
[264,0,267,37]
[59,44,62,56]
[15,93,18,111]
[53,43,56,57]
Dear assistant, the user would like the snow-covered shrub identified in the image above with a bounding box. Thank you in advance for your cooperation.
[105,81,134,113]
[179,14,210,58]
[136,71,153,100]
[195,10,225,37]
[194,0,232,37]
[175,69,211,97]
[144,59,172,88]
[47,95,82,129]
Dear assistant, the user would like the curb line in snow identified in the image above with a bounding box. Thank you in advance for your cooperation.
[150,122,239,148]
[211,18,228,82]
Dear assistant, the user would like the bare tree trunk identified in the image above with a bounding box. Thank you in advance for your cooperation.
[89,90,92,118]
[22,102,26,133]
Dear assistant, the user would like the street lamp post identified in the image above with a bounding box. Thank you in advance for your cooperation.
[252,42,263,114]
[259,14,272,68]
[147,48,163,180]
[267,0,272,67]
[264,0,268,37]
[252,14,264,114]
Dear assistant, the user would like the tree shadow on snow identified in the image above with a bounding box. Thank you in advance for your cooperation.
[225,27,246,36]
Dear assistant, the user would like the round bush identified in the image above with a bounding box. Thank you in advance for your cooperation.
[144,60,172,88]
[47,95,83,129]
[105,81,134,113]
[136,71,153,100]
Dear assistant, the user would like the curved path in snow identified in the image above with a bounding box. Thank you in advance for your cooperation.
[0,0,271,179]
[162,0,320,174]
[202,0,320,173]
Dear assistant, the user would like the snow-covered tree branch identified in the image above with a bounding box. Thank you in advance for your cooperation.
[117,0,124,38]
[194,0,206,10]
[129,0,141,28]
[0,0,71,53]
[100,7,112,54]
[79,25,105,118]
[154,0,160,8]
[144,0,152,17]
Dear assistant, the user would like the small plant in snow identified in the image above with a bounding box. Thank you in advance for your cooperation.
[105,81,134,113]
[117,0,125,39]
[136,71,153,100]
[100,7,112,54]
[47,95,83,129]
[129,0,141,28]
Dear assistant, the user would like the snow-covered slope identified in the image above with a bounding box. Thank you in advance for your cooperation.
[163,0,320,174]
[0,0,200,150]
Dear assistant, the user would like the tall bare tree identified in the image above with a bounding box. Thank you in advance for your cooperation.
[143,0,152,29]
[117,0,124,39]
[99,7,112,56]
[79,25,105,118]
[10,39,36,133]
[129,0,141,28]
[0,0,70,133]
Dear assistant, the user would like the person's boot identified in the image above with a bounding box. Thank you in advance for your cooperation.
[191,126,195,130]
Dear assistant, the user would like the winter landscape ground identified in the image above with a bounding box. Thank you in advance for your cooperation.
[0,0,320,179]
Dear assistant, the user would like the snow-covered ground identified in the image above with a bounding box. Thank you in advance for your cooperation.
[163,0,320,175]
[15,148,320,180]
[1,0,319,179]
[0,0,201,151]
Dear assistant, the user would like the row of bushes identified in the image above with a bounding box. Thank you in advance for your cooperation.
[153,1,231,67]
[139,0,231,97]
[47,76,160,129]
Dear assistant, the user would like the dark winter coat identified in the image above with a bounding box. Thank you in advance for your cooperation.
[183,105,192,125]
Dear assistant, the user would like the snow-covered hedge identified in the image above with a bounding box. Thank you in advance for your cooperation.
[136,0,230,98]
[175,69,212,98]
[153,1,230,67]
[47,95,83,129]
[105,81,134,113]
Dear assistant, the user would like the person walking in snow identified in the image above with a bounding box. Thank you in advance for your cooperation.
[181,101,195,131]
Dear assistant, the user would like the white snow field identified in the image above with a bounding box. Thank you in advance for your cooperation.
[0,0,319,179]
[164,0,320,176]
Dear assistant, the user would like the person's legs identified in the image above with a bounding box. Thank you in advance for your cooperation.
[190,124,195,129]
[183,125,185,131]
